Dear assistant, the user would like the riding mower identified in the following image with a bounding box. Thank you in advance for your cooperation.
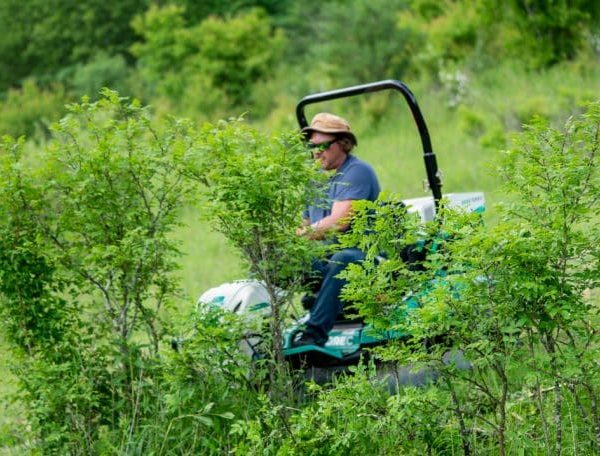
[196,80,483,385]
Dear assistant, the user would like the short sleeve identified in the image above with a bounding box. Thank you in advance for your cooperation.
[330,162,380,202]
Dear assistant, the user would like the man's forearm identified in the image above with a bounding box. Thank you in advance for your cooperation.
[302,214,349,240]
[298,200,354,240]
[311,215,348,234]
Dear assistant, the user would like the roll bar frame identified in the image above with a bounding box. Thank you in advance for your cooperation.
[295,79,442,204]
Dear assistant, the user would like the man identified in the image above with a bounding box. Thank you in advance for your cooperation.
[295,113,380,346]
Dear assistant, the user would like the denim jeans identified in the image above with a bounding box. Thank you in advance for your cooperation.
[305,248,365,343]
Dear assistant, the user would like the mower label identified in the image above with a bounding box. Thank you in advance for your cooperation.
[325,330,356,347]
[325,336,348,346]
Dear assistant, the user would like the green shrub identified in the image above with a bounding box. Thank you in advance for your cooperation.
[186,117,327,399]
[0,90,200,452]
[69,52,131,98]
[457,105,486,137]
[513,95,554,126]
[131,5,284,115]
[106,307,258,454]
[335,101,600,454]
[456,105,508,149]
[0,0,145,91]
[479,123,507,149]
[232,363,459,455]
[0,91,330,453]
[0,79,67,138]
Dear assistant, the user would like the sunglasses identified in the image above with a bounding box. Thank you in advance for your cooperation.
[306,139,337,152]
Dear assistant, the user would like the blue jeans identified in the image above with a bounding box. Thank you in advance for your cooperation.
[305,248,365,343]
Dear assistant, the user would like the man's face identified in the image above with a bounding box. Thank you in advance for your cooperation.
[308,132,347,171]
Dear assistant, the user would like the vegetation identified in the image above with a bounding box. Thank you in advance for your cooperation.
[338,103,600,454]
[188,120,326,399]
[0,0,599,454]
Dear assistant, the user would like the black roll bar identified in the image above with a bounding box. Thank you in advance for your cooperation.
[295,79,442,205]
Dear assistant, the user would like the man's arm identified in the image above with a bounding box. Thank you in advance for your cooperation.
[298,200,353,240]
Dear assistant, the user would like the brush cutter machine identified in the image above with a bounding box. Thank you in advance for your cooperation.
[196,81,483,385]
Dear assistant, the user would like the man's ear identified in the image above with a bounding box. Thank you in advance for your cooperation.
[338,137,353,153]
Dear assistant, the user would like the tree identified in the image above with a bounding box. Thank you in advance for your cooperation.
[401,0,600,70]
[0,0,146,91]
[131,6,285,114]
[283,0,422,86]
[499,0,600,66]
[186,118,327,398]
[0,79,67,138]
[171,0,292,24]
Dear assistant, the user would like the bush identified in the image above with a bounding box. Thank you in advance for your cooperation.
[0,79,67,138]
[457,105,486,137]
[110,308,258,454]
[186,117,327,398]
[302,0,423,86]
[334,101,600,454]
[513,95,554,126]
[0,91,328,452]
[131,5,285,116]
[69,52,131,98]
[0,90,199,452]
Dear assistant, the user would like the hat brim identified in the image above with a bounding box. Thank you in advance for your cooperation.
[301,126,357,146]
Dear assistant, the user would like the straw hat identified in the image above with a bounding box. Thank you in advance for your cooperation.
[301,112,357,145]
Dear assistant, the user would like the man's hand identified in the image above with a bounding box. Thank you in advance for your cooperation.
[296,225,321,240]
[295,225,310,237]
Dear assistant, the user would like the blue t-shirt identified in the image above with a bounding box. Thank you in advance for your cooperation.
[305,154,380,224]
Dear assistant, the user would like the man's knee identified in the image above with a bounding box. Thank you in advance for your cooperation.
[329,248,365,268]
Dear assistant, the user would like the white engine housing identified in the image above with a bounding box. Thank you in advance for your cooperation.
[403,192,485,222]
[197,279,272,316]
[197,280,272,358]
